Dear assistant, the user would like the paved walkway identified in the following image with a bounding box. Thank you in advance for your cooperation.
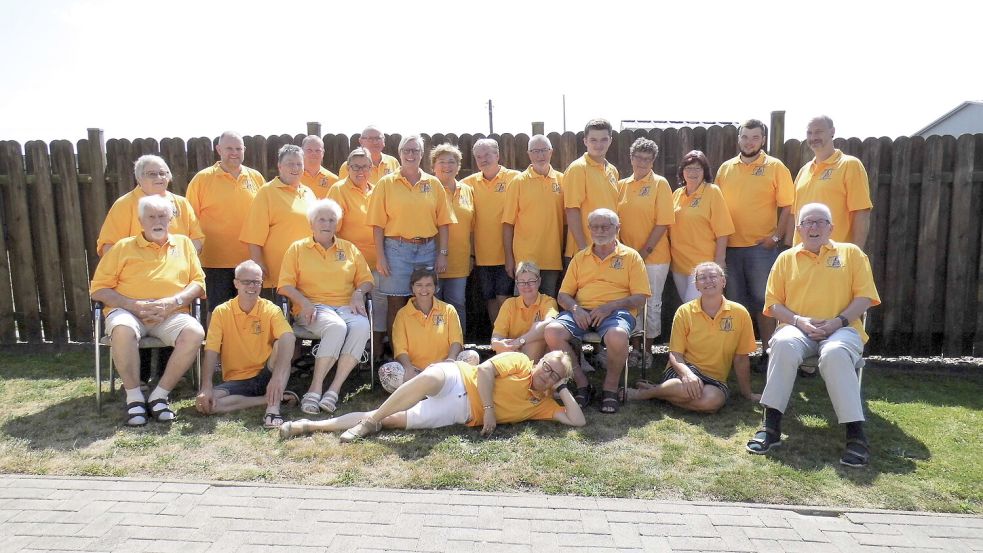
[0,475,980,553]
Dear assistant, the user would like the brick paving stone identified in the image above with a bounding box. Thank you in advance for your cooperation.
[709,514,765,527]
[786,515,832,542]
[742,527,802,541]
[777,540,834,553]
[141,540,211,553]
[666,535,731,551]
[854,531,939,548]
[154,483,209,495]
[716,525,758,552]
[26,536,99,550]
[637,535,672,553]
[478,505,505,530]
[748,539,786,553]
[581,510,611,534]
[609,522,643,548]
[923,526,983,539]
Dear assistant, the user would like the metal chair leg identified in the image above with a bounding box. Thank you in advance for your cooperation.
[94,307,102,412]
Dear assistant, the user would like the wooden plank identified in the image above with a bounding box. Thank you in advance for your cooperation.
[242,135,261,170]
[384,132,400,160]
[247,135,268,178]
[109,138,134,199]
[913,135,951,354]
[85,128,110,232]
[513,133,529,170]
[705,125,725,177]
[531,122,544,136]
[609,130,628,178]
[943,134,979,355]
[545,132,561,171]
[882,136,921,353]
[186,137,214,175]
[861,137,889,349]
[25,141,68,343]
[76,135,103,275]
[161,137,189,196]
[442,133,460,148]
[721,124,738,162]
[678,126,694,159]
[0,143,17,343]
[659,128,678,189]
[0,141,41,342]
[692,126,707,153]
[265,135,293,179]
[780,138,802,176]
[574,131,586,159]
[769,111,785,160]
[325,134,348,174]
[973,135,983,355]
[49,140,93,342]
[648,128,665,179]
[499,133,516,171]
[458,134,475,173]
[306,122,321,136]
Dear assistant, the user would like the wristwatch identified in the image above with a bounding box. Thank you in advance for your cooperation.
[174,296,184,306]
[771,235,781,243]
[439,249,449,255]
[518,338,526,346]
[836,315,849,327]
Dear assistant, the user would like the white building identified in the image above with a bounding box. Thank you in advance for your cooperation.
[915,101,983,137]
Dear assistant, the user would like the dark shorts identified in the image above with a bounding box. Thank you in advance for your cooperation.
[477,265,514,300]
[214,368,272,397]
[662,363,730,400]
[724,244,779,316]
[552,309,635,341]
[204,268,236,312]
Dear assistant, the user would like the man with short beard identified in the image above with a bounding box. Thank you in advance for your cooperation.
[544,208,651,414]
[715,119,794,356]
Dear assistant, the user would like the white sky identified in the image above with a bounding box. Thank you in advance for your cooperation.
[0,0,980,145]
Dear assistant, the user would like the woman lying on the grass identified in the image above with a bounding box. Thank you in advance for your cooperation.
[280,351,586,441]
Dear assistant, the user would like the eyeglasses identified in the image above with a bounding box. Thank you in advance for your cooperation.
[235,279,262,287]
[799,219,831,229]
[542,361,561,382]
[695,274,721,282]
[528,148,551,155]
[143,170,171,178]
[516,277,540,287]
[682,166,704,173]
[400,148,422,156]
[349,164,372,172]
[630,154,655,163]
[362,135,384,142]
[589,224,614,232]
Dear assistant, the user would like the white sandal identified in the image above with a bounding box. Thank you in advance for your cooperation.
[319,390,339,413]
[300,392,321,415]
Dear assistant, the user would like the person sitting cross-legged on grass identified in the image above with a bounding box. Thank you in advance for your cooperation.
[195,260,298,428]
[745,202,881,467]
[280,351,585,441]
[627,262,759,413]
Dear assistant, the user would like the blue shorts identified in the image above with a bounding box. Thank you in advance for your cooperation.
[379,237,437,296]
[552,309,635,341]
[214,368,272,397]
[476,265,514,300]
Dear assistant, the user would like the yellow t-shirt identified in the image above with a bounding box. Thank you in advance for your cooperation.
[617,172,675,265]
[443,182,475,279]
[339,153,400,184]
[492,293,559,338]
[238,178,315,287]
[463,167,520,266]
[89,233,205,316]
[793,149,872,244]
[559,241,651,316]
[668,297,757,382]
[715,153,794,247]
[366,172,456,239]
[204,297,292,381]
[301,166,340,200]
[186,162,264,268]
[764,241,881,343]
[501,165,565,271]
[460,352,565,427]
[97,188,204,254]
[277,236,373,314]
[391,298,463,369]
[562,153,620,257]
[326,179,377,269]
[668,183,735,275]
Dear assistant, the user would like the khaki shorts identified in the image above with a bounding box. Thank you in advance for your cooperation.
[404,362,470,430]
[105,310,202,347]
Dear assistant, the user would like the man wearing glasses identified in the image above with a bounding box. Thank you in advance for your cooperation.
[196,260,297,428]
[279,351,585,441]
[746,203,880,467]
[544,208,651,414]
[338,125,401,184]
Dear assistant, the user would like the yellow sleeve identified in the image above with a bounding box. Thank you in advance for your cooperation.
[188,240,206,290]
[763,252,789,317]
[204,309,225,353]
[558,257,579,298]
[655,178,675,225]
[844,160,873,212]
[562,165,586,209]
[89,242,124,293]
[433,183,456,225]
[447,304,464,345]
[775,163,795,208]
[736,307,757,355]
[352,245,373,287]
[277,241,300,289]
[708,186,736,237]
[543,296,559,319]
[270,307,293,339]
[501,180,519,224]
[491,351,526,377]
[338,161,349,180]
[366,181,388,228]
[667,308,688,355]
[392,309,409,358]
[492,300,512,336]
[239,187,271,246]
[96,198,131,254]
[178,196,205,240]
[627,253,652,297]
[850,248,881,306]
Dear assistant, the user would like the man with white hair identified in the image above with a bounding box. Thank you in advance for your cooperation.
[746,202,880,467]
[300,135,340,199]
[544,208,651,414]
[196,260,297,428]
[90,195,206,426]
[503,134,565,297]
[464,138,520,326]
[338,125,400,184]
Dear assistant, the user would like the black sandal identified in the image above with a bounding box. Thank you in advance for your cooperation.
[599,390,620,414]
[573,385,594,408]
[147,397,175,423]
[840,438,870,467]
[124,401,148,427]
[746,427,782,454]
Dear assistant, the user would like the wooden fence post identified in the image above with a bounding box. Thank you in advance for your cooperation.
[307,122,321,137]
[83,128,108,258]
[25,141,68,342]
[531,122,544,136]
[0,141,42,342]
[770,111,785,160]
[913,135,953,354]
[943,134,979,355]
[0,142,17,343]
[50,140,93,341]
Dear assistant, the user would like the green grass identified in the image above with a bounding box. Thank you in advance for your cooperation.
[0,350,980,513]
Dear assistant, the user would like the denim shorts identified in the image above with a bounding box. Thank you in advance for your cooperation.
[552,309,635,340]
[379,237,436,296]
[215,368,272,397]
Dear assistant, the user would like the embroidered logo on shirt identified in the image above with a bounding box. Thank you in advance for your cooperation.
[252,321,262,335]
[459,195,471,208]
[639,185,651,197]
[168,247,179,258]
[720,316,734,332]
[552,181,561,194]
[336,250,347,262]
[433,314,444,326]
[608,175,617,185]
[820,169,834,180]
[753,167,765,177]
[420,183,431,193]
[690,197,702,208]
[381,167,390,176]
[319,177,329,188]
[244,178,258,192]
[496,183,505,193]
[826,255,843,268]
[611,256,624,269]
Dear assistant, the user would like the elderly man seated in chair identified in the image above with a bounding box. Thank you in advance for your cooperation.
[544,208,651,414]
[90,195,206,426]
[195,260,297,428]
[745,202,880,467]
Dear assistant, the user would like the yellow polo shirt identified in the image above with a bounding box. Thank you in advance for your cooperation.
[463,166,520,266]
[301,166,340,200]
[617,172,675,264]
[559,241,651,316]
[186,162,265,268]
[366,172,455,239]
[764,241,880,343]
[205,297,292,382]
[89,233,205,316]
[668,183,735,275]
[339,153,400,184]
[391,298,463,368]
[668,297,757,382]
[239,178,315,287]
[97,188,204,255]
[563,154,620,257]
[715,153,794,247]
[326,178,377,268]
[443,182,475,279]
[493,293,559,338]
[793,149,872,244]
[278,236,373,314]
[501,166,565,271]
[460,352,565,428]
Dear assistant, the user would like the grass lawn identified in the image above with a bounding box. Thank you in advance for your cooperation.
[0,349,979,514]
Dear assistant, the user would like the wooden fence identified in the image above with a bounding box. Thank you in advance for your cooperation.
[1,121,982,357]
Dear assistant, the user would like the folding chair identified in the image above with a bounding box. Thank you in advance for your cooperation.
[93,300,203,412]
[579,304,647,404]
[278,296,376,389]
[797,314,867,385]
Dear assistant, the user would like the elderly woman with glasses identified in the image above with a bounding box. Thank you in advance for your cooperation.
[97,154,204,256]
[367,135,456,342]
[490,261,558,362]
[278,198,374,414]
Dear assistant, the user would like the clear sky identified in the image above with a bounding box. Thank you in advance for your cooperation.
[1,0,979,145]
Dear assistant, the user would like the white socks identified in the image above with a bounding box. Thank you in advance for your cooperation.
[148,385,174,421]
[125,387,147,426]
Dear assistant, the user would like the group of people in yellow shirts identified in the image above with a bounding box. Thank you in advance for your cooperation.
[89,115,881,467]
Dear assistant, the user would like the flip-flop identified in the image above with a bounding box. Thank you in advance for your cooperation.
[746,428,782,454]
[281,390,300,407]
[263,412,284,429]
